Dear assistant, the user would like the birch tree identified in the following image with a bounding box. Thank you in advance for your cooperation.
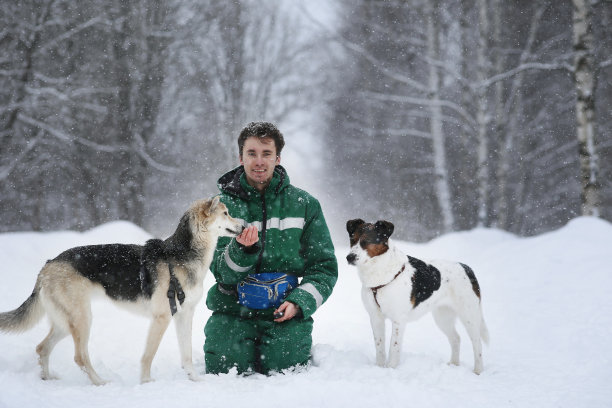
[106,0,173,226]
[474,0,491,227]
[323,0,611,240]
[0,0,107,230]
[572,0,600,217]
[159,0,324,170]
[319,0,458,238]
[0,0,173,231]
[144,0,331,234]
[426,0,454,232]
[494,3,546,229]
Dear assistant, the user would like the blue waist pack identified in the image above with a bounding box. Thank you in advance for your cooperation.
[237,272,298,310]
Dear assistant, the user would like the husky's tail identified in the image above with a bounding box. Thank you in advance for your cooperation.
[0,277,44,333]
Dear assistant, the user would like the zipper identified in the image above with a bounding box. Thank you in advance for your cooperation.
[255,192,267,274]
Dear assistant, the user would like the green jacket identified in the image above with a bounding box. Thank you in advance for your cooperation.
[206,165,338,320]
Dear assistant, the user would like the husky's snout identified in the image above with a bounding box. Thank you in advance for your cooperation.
[226,225,245,235]
[346,253,357,265]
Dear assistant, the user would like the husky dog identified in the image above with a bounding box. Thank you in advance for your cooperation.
[346,219,489,374]
[0,197,243,385]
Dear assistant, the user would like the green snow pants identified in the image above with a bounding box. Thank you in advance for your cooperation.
[204,312,313,375]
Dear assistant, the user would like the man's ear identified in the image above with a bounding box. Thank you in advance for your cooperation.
[374,220,394,241]
[346,219,365,235]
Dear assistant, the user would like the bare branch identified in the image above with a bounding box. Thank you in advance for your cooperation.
[343,41,430,93]
[299,2,429,94]
[133,132,178,173]
[385,128,432,139]
[35,16,104,55]
[479,61,573,89]
[362,90,477,129]
[16,114,178,172]
[600,58,612,69]
[24,84,114,114]
[0,131,43,181]
[502,4,547,115]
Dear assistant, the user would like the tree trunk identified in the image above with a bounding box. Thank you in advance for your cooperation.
[475,0,490,227]
[497,3,545,229]
[572,0,600,217]
[112,0,146,225]
[426,0,454,232]
[492,0,504,228]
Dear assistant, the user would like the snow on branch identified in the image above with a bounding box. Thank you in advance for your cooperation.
[362,90,477,129]
[25,81,114,114]
[599,58,612,69]
[298,2,428,93]
[341,41,430,93]
[16,113,177,173]
[479,61,573,89]
[0,131,43,181]
[131,132,178,173]
[35,16,104,55]
[385,128,432,139]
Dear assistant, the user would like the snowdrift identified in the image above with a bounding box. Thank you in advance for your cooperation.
[1,217,610,408]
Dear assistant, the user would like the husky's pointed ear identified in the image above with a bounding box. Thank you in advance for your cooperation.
[374,220,394,241]
[346,219,365,235]
[199,196,219,217]
[210,196,220,212]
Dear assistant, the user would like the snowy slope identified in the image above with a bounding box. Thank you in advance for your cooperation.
[0,217,611,408]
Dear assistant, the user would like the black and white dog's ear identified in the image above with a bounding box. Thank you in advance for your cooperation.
[346,219,365,235]
[374,220,394,241]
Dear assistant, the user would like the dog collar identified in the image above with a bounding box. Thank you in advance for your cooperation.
[370,263,406,308]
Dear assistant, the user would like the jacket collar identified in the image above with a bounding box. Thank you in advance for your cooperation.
[217,165,289,200]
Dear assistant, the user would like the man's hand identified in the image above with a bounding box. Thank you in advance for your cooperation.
[274,301,300,323]
[236,225,259,247]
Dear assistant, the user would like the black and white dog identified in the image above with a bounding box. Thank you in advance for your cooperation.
[0,197,243,385]
[346,219,489,374]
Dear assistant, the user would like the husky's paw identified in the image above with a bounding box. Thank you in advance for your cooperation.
[387,360,400,369]
[140,376,154,384]
[187,371,203,382]
[92,378,109,386]
[41,372,60,381]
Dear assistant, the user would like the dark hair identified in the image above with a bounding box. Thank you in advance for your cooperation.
[238,122,285,157]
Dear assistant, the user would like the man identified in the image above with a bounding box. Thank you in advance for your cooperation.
[204,121,338,375]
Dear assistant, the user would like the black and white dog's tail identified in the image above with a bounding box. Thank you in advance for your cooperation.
[460,262,490,346]
[481,313,490,345]
[0,277,44,334]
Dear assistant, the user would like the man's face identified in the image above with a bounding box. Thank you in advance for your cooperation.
[240,136,280,191]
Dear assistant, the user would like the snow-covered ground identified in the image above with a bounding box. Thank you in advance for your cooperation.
[0,217,610,408]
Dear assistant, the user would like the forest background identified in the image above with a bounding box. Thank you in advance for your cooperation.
[1,0,610,242]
